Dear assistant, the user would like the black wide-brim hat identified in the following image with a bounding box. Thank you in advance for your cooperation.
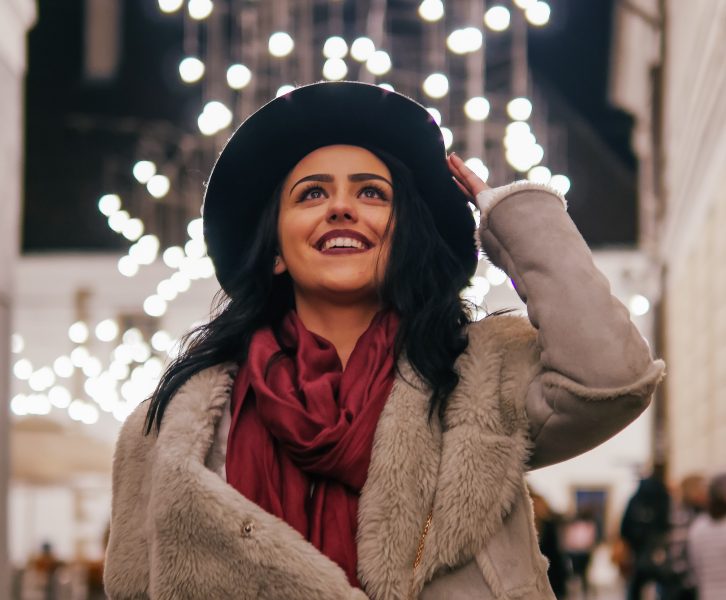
[203,80,477,293]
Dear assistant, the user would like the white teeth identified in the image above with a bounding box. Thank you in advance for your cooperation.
[322,237,367,250]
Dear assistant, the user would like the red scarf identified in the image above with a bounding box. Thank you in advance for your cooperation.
[226,310,398,586]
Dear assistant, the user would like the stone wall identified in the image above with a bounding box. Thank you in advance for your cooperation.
[0,0,36,594]
[660,1,726,477]
[611,0,726,479]
[665,171,726,476]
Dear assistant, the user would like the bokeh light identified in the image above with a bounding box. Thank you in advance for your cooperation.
[350,37,375,61]
[484,6,511,31]
[226,64,251,89]
[366,50,392,75]
[423,73,449,98]
[269,32,294,57]
[418,0,444,22]
[179,57,205,83]
[464,97,490,121]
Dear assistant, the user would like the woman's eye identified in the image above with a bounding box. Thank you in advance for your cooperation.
[298,185,388,202]
[300,187,324,201]
[361,186,386,200]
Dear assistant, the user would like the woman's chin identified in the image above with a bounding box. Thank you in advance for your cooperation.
[324,282,378,298]
[296,279,380,304]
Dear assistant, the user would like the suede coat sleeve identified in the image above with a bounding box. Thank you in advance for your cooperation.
[475,182,665,469]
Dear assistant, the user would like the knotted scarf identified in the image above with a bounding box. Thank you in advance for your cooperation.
[226,310,399,586]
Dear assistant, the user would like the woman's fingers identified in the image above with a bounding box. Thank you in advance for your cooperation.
[447,153,489,197]
[452,175,473,199]
[449,163,481,211]
[447,156,470,195]
[451,153,484,193]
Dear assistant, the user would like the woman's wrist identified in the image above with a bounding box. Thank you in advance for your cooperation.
[476,180,567,230]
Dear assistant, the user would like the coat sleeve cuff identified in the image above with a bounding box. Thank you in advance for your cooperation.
[476,180,567,230]
[540,358,666,402]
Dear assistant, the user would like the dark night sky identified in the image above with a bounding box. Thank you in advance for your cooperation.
[22,0,636,252]
[528,0,635,168]
[23,0,196,251]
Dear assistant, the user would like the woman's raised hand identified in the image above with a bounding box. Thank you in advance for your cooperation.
[446,152,490,209]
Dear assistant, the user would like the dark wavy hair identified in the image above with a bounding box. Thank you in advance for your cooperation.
[144,146,474,434]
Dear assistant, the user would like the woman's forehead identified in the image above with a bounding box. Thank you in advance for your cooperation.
[289,144,389,174]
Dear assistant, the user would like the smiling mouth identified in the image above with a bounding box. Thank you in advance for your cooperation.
[320,237,370,254]
[315,230,373,254]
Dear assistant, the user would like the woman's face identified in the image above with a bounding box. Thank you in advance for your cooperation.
[276,144,394,305]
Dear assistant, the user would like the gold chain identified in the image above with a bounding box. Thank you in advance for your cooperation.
[408,509,433,599]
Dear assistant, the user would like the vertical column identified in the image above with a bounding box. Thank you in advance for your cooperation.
[271,0,290,85]
[83,0,121,81]
[72,290,92,406]
[465,0,485,161]
[0,0,37,594]
[419,0,446,119]
[205,0,227,104]
[237,2,259,119]
[297,0,315,84]
[205,1,229,157]
[359,0,387,84]
[182,5,200,73]
[510,5,528,98]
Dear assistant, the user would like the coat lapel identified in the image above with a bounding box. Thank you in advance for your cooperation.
[358,317,535,598]
[356,361,443,599]
[417,317,534,590]
[148,363,362,599]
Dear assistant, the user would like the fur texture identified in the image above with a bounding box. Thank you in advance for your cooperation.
[105,365,367,600]
[105,315,662,599]
[355,359,443,599]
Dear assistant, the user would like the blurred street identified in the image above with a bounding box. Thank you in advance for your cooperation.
[2,0,725,598]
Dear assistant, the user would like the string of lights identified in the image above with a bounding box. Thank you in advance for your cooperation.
[10,312,184,423]
[11,0,650,427]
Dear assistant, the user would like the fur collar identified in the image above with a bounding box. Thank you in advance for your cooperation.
[113,315,537,598]
[142,364,366,598]
[357,315,535,598]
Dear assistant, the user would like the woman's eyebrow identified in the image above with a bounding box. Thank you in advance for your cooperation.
[347,173,393,187]
[289,172,393,196]
[289,174,333,195]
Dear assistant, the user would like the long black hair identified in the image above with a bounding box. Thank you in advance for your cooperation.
[144,146,474,434]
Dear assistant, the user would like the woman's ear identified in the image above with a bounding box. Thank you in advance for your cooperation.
[273,255,287,275]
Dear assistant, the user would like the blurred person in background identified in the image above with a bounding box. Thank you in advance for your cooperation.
[620,464,672,599]
[531,489,569,598]
[687,472,726,600]
[30,542,63,576]
[22,542,64,600]
[562,508,598,598]
[664,474,707,599]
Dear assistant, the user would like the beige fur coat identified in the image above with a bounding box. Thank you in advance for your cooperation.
[104,183,665,599]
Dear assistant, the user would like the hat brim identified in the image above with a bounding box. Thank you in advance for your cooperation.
[203,80,477,292]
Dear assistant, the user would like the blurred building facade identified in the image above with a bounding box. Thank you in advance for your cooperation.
[23,0,640,256]
[1,0,37,595]
[8,255,216,569]
[611,0,726,478]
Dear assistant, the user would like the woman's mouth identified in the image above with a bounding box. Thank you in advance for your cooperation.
[315,230,373,254]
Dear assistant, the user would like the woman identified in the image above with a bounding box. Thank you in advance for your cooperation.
[104,81,665,599]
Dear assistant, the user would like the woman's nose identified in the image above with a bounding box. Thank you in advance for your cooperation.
[326,194,357,223]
